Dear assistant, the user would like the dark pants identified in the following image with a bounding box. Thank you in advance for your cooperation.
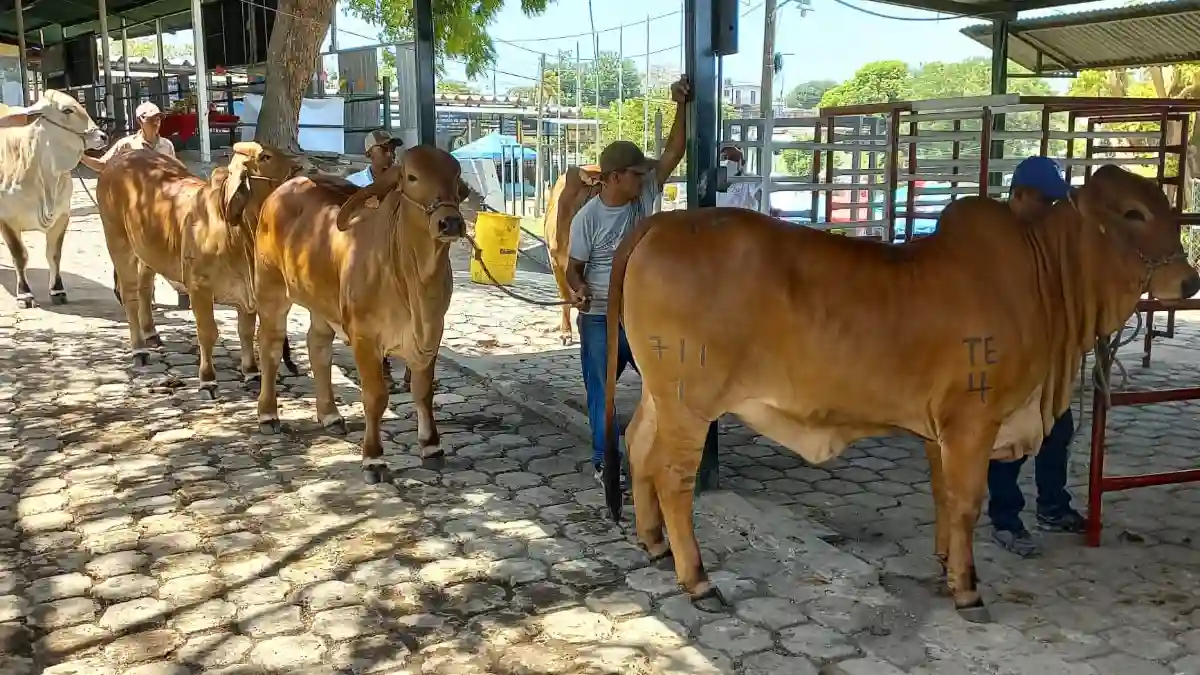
[579,313,638,468]
[987,409,1075,533]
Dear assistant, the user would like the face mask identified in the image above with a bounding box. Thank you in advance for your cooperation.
[723,159,741,176]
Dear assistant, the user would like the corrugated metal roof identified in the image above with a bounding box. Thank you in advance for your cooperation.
[962,0,1200,72]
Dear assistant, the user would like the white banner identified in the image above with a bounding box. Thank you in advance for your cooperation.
[237,93,345,154]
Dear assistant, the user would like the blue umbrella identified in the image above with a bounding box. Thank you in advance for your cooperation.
[452,132,537,161]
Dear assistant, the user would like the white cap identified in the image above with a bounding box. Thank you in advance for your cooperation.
[364,129,400,153]
[135,101,163,120]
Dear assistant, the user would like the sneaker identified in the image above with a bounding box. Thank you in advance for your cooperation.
[992,528,1042,558]
[1036,509,1086,534]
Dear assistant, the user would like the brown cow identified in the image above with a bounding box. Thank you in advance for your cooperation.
[542,164,601,344]
[97,143,302,393]
[602,165,1200,620]
[253,145,468,483]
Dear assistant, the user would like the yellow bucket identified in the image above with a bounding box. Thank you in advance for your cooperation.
[470,212,521,286]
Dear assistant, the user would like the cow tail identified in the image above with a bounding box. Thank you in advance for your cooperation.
[603,216,658,523]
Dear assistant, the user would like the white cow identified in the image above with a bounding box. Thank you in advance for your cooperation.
[0,90,107,308]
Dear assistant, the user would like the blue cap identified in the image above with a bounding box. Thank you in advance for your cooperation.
[1010,156,1069,201]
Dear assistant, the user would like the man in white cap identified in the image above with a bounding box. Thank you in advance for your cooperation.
[80,101,175,172]
[347,130,402,187]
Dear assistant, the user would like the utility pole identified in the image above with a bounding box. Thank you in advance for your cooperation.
[618,25,624,139]
[760,0,777,121]
[644,13,650,149]
[536,53,546,215]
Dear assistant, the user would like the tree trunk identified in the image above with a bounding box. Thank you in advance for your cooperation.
[255,0,337,152]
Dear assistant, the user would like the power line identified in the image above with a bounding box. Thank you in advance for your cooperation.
[827,0,982,21]
[498,9,682,43]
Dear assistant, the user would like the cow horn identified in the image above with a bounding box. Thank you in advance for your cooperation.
[337,165,402,232]
[221,154,253,225]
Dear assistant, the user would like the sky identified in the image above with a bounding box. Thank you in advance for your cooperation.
[159,0,1132,99]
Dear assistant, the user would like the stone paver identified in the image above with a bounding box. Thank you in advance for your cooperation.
[1,169,1199,673]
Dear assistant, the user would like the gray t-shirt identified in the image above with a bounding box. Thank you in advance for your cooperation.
[568,171,660,315]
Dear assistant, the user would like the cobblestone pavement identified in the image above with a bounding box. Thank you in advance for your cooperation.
[1,175,1200,675]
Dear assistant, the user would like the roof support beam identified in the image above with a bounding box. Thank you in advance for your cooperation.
[414,0,435,145]
[98,0,113,115]
[15,0,28,104]
[189,0,209,162]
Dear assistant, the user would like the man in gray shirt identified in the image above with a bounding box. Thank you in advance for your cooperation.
[567,76,691,485]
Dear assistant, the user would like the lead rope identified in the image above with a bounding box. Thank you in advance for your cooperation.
[460,200,572,307]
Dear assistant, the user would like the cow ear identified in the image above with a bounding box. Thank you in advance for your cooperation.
[1076,182,1121,235]
[0,110,38,128]
[338,165,401,231]
[221,156,252,226]
[577,166,601,186]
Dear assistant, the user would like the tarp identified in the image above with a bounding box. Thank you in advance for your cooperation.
[237,93,345,154]
[452,132,536,161]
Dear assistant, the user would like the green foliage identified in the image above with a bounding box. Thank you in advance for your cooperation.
[785,80,837,109]
[818,61,911,108]
[542,50,644,107]
[438,80,478,95]
[342,0,554,78]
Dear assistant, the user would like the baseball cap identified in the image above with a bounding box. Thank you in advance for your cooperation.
[364,130,401,154]
[599,140,652,175]
[1011,156,1069,201]
[135,102,162,120]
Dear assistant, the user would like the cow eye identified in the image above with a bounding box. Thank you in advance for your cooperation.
[61,107,74,114]
[1124,209,1145,222]
[407,174,418,182]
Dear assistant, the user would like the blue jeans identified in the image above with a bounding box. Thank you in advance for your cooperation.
[578,313,638,469]
[987,409,1075,533]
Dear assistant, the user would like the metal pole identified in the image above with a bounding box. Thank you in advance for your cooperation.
[988,15,1011,194]
[330,11,339,53]
[415,0,437,145]
[190,0,211,162]
[15,0,29,105]
[644,14,650,149]
[760,0,776,121]
[99,0,114,116]
[121,18,130,120]
[594,49,601,156]
[536,53,546,215]
[575,42,582,161]
[618,25,624,140]
[683,0,721,490]
[155,19,166,79]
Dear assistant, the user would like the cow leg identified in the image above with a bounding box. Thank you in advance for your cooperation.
[281,335,301,377]
[939,423,998,622]
[237,309,261,392]
[191,290,220,398]
[629,397,669,561]
[551,263,574,345]
[255,302,289,435]
[0,223,33,308]
[646,402,718,606]
[351,339,390,483]
[45,216,69,305]
[411,362,443,460]
[381,356,398,392]
[137,263,162,349]
[924,440,951,588]
[308,318,345,434]
[110,252,149,366]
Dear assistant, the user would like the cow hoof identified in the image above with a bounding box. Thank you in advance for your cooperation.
[956,602,991,624]
[145,334,164,349]
[259,417,281,435]
[559,333,573,346]
[198,381,218,399]
[132,351,150,367]
[689,585,729,612]
[321,415,347,435]
[50,292,67,306]
[16,294,35,309]
[418,444,445,459]
[362,460,389,485]
[647,546,673,565]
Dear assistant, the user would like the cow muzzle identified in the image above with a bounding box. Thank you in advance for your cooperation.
[1182,272,1200,299]
[85,128,108,150]
[437,214,466,240]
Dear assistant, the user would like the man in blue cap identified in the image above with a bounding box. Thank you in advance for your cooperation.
[988,155,1086,557]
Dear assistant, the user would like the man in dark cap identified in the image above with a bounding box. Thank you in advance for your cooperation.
[566,76,691,485]
[988,156,1087,557]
